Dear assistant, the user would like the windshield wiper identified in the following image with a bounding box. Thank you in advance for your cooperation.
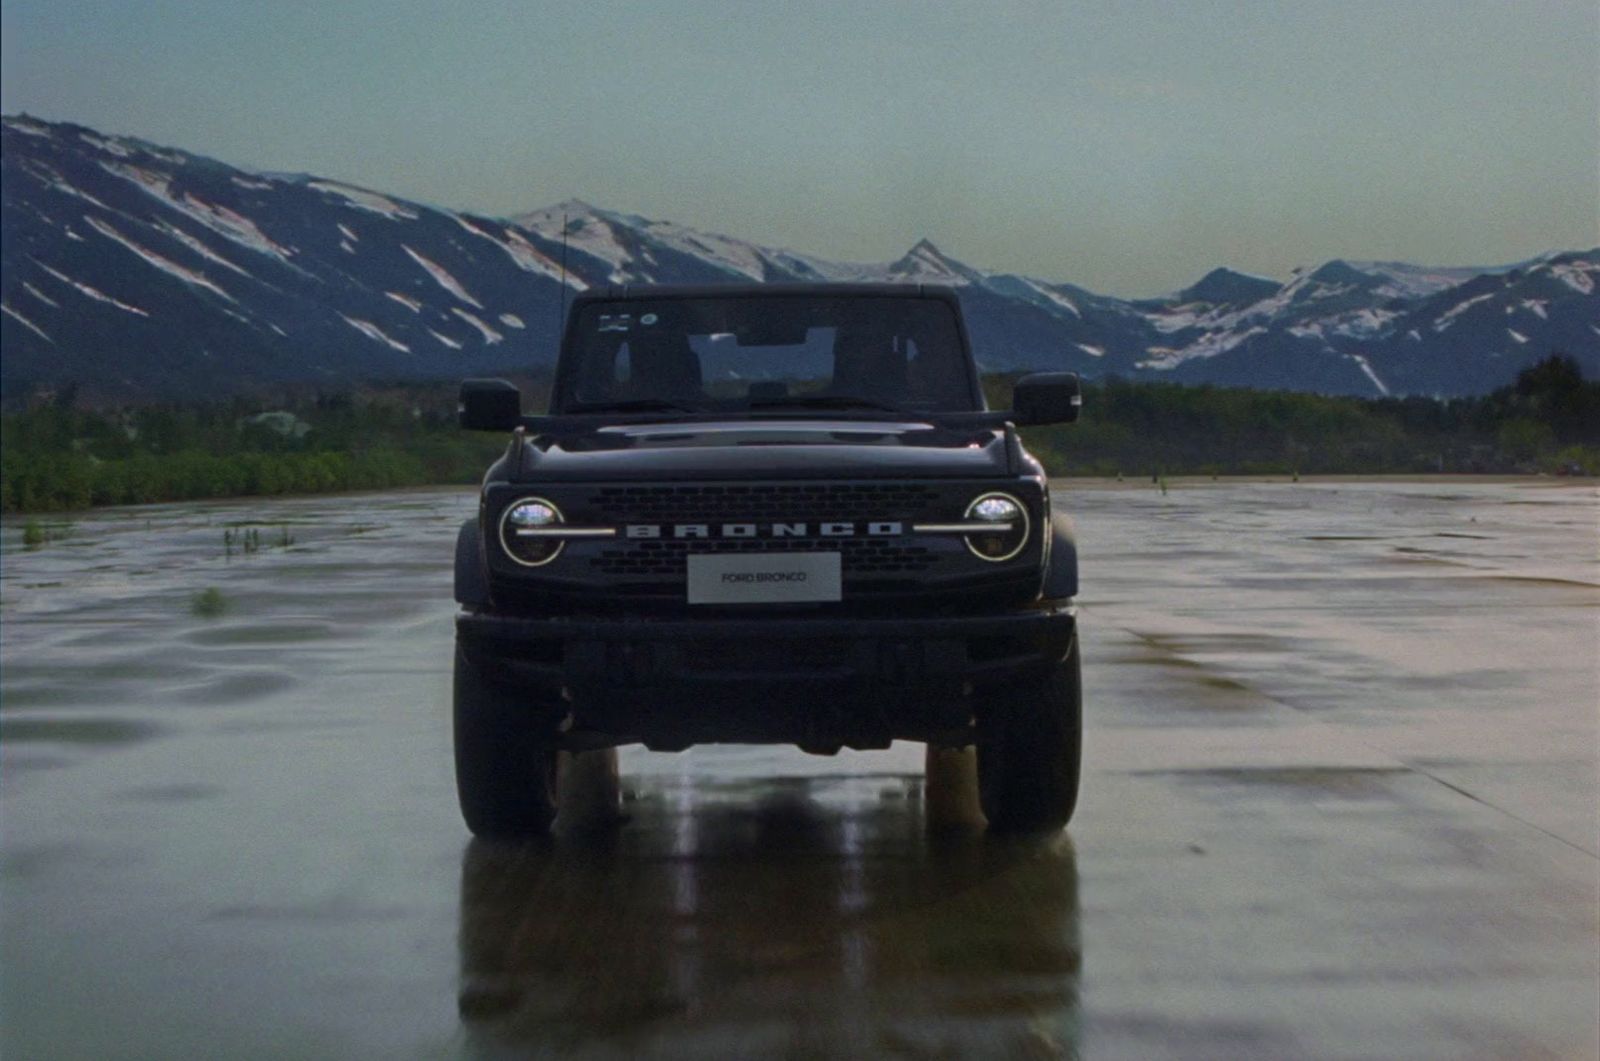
[562,398,701,414]
[746,395,909,414]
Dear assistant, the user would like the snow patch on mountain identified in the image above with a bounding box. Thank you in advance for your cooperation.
[1,302,53,342]
[155,220,252,277]
[85,216,234,301]
[1193,326,1266,358]
[99,160,295,262]
[457,215,579,287]
[22,159,113,210]
[517,201,632,278]
[403,246,482,308]
[1138,324,1267,368]
[1433,292,1495,331]
[1026,279,1082,317]
[625,215,768,280]
[171,198,292,264]
[1346,261,1483,299]
[1348,353,1389,396]
[340,315,409,353]
[1330,308,1400,338]
[4,116,53,138]
[77,131,131,158]
[22,282,59,308]
[451,308,502,344]
[1549,260,1596,295]
[506,227,586,288]
[36,262,149,316]
[309,180,418,220]
[1150,292,1283,339]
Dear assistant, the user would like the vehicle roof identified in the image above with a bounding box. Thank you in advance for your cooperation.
[570,282,960,305]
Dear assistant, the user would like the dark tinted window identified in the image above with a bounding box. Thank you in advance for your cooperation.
[558,296,974,412]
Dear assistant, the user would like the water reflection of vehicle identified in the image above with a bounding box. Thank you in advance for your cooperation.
[457,776,1081,1057]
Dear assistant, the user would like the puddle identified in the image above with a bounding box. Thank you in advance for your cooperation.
[1150,766,1411,800]
[117,783,225,803]
[0,716,163,745]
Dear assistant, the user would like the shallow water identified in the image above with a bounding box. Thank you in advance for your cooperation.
[2,479,1596,1058]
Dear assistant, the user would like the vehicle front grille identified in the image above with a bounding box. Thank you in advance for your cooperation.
[584,482,943,524]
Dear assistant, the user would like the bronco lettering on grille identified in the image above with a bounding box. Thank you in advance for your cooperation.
[625,522,904,540]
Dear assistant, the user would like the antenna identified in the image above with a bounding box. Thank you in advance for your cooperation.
[555,211,569,360]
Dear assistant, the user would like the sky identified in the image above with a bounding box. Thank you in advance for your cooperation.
[3,0,1597,296]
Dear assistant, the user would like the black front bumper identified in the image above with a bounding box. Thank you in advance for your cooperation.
[456,604,1075,749]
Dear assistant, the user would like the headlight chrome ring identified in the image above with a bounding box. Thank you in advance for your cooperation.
[962,491,1029,562]
[498,496,565,567]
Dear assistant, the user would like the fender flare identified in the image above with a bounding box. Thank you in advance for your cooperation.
[1043,511,1078,601]
[455,517,491,607]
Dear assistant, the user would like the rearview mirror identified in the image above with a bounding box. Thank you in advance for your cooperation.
[734,321,811,346]
[1012,372,1081,426]
[459,378,522,431]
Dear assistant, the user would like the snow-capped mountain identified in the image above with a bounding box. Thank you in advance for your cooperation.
[3,114,1595,403]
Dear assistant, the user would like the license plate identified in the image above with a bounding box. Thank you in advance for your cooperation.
[686,552,842,604]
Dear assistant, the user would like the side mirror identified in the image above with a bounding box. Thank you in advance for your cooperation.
[1012,372,1081,426]
[459,378,522,431]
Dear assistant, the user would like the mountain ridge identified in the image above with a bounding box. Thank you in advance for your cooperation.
[3,114,1595,404]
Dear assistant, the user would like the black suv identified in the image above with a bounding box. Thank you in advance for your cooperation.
[454,283,1082,835]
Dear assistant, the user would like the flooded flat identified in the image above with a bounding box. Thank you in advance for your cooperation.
[3,479,1597,1059]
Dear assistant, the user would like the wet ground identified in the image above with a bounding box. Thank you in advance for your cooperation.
[2,479,1596,1059]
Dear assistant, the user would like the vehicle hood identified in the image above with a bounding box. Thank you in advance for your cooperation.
[515,419,1014,481]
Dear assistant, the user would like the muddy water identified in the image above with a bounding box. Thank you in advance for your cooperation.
[2,480,1596,1059]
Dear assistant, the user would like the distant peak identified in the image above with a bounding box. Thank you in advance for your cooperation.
[1179,266,1279,305]
[890,238,974,282]
[1307,259,1376,285]
[518,198,602,221]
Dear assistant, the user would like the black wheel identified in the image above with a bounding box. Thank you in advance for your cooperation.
[453,643,561,837]
[977,633,1082,831]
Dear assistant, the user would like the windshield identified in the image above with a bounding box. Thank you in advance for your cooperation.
[555,296,976,414]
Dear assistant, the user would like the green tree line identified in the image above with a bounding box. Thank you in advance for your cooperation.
[1004,355,1600,478]
[0,382,539,513]
[3,358,1595,514]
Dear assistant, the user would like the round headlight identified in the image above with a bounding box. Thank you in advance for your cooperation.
[971,495,1020,523]
[498,497,565,566]
[963,491,1029,562]
[508,501,559,528]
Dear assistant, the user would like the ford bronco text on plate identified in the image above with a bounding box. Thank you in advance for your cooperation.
[453,284,1082,836]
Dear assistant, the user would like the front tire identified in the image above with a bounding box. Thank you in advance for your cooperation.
[453,644,561,838]
[977,633,1082,831]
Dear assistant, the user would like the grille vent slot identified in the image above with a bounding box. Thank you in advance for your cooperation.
[590,536,935,577]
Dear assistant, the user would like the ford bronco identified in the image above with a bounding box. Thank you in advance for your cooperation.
[454,283,1082,835]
